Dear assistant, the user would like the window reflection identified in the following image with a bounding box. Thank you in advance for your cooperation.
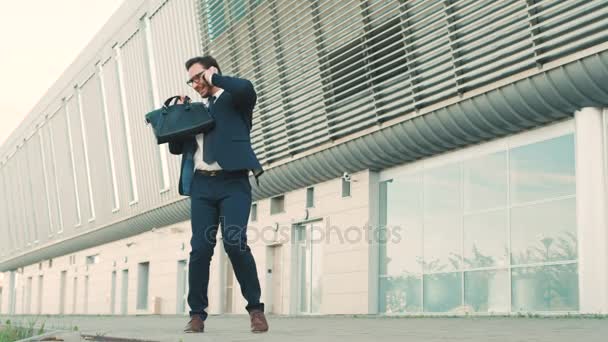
[512,264,578,312]
[463,210,508,268]
[465,270,509,313]
[379,133,578,313]
[423,216,461,272]
[510,135,575,204]
[424,165,461,214]
[424,165,462,272]
[511,198,577,265]
[379,275,422,313]
[381,176,423,276]
[423,273,462,312]
[463,152,507,212]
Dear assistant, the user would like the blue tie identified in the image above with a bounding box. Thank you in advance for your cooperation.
[203,96,215,164]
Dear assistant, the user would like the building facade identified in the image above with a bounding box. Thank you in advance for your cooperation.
[1,0,608,316]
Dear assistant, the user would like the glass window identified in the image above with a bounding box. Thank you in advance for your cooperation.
[381,176,423,276]
[379,274,421,313]
[423,272,462,312]
[511,198,577,265]
[464,270,509,313]
[511,264,578,312]
[306,187,314,208]
[379,132,577,313]
[270,195,285,215]
[463,152,507,212]
[342,178,351,197]
[137,262,150,310]
[424,164,461,214]
[463,210,509,268]
[510,135,575,204]
[424,165,462,272]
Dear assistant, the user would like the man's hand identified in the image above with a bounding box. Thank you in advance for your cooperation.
[176,95,186,104]
[203,66,218,86]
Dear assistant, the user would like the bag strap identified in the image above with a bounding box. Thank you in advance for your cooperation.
[163,95,191,108]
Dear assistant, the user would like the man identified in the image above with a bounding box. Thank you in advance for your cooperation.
[168,56,268,333]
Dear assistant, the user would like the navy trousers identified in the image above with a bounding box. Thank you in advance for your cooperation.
[187,171,264,319]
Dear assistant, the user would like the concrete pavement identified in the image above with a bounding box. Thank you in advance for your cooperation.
[2,314,607,342]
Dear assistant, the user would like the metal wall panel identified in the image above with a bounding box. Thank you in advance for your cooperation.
[80,73,115,223]
[0,169,13,255]
[102,57,135,215]
[21,140,41,245]
[40,121,61,236]
[49,104,80,232]
[149,0,201,190]
[46,112,66,235]
[120,29,164,208]
[14,148,34,246]
[26,132,51,242]
[3,160,21,251]
[66,95,92,227]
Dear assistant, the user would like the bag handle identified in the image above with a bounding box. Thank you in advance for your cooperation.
[146,95,193,127]
[163,95,191,108]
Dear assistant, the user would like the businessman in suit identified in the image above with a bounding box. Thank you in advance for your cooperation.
[169,56,267,333]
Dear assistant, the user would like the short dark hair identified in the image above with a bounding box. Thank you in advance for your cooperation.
[185,56,222,74]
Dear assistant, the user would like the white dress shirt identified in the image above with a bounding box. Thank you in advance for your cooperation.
[194,89,224,171]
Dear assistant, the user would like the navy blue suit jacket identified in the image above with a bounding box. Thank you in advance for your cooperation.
[168,74,263,196]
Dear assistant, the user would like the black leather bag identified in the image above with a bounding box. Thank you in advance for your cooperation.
[145,96,215,144]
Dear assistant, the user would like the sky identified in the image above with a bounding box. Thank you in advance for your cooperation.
[0,0,125,147]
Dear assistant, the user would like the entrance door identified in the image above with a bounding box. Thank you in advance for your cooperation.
[176,260,188,314]
[121,270,129,315]
[9,271,16,314]
[26,277,32,314]
[60,271,67,314]
[83,275,89,314]
[72,277,78,314]
[110,271,116,314]
[37,275,43,314]
[295,222,323,314]
[265,245,283,314]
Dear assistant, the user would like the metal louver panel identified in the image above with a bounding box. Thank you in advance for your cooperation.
[250,48,608,199]
[196,0,608,164]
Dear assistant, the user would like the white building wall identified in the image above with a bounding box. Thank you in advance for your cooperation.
[246,170,373,315]
[0,170,374,316]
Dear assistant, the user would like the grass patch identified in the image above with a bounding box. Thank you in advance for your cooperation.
[0,319,45,342]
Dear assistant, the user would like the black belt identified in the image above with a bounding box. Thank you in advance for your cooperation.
[195,169,249,177]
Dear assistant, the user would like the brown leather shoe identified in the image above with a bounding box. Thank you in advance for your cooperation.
[249,310,269,333]
[184,315,205,333]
